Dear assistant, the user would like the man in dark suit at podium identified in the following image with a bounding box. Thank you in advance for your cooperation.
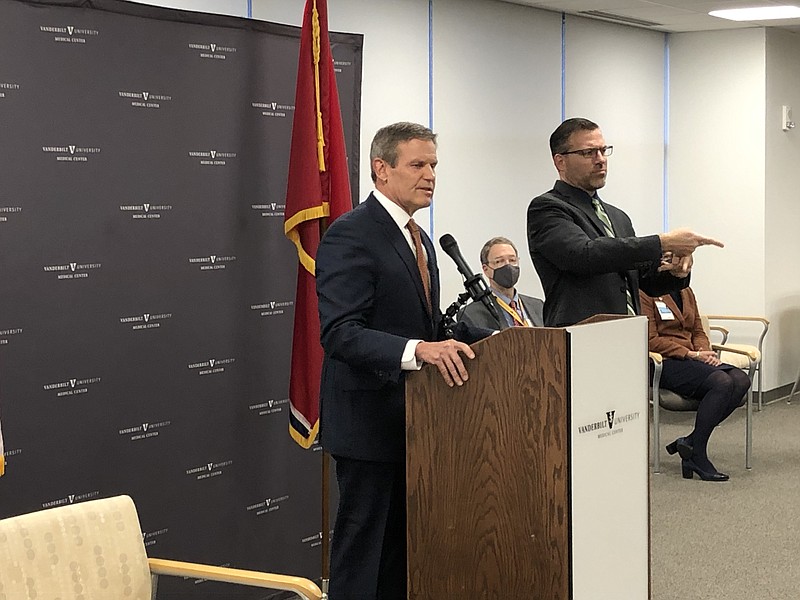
[316,122,476,600]
[458,236,544,329]
[527,117,723,327]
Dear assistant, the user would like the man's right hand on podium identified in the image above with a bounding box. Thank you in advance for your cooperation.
[415,340,475,387]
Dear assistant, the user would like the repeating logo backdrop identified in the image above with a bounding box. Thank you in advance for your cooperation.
[0,1,362,597]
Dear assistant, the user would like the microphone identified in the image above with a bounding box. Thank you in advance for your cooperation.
[439,234,501,322]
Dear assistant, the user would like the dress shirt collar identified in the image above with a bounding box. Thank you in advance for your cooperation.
[492,288,519,306]
[373,188,416,231]
[492,288,524,327]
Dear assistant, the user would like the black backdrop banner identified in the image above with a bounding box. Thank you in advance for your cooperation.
[0,0,361,597]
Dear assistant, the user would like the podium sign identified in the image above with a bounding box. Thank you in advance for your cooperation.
[567,317,649,599]
[406,316,650,599]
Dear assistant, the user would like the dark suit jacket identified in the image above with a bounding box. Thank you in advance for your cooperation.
[639,288,711,359]
[316,194,443,463]
[527,180,688,327]
[457,292,544,329]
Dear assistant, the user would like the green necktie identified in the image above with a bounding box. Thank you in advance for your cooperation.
[592,197,636,316]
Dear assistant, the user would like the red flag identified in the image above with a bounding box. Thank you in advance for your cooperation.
[284,0,352,448]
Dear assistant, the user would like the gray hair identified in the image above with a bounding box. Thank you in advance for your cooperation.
[370,122,437,182]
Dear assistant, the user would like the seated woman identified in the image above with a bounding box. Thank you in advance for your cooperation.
[640,287,750,482]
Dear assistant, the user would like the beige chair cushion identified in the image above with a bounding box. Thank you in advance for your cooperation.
[0,495,152,599]
[719,344,760,369]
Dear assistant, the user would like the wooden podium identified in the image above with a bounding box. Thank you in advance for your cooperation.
[406,316,650,599]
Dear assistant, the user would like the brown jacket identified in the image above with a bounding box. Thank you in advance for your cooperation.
[639,288,711,360]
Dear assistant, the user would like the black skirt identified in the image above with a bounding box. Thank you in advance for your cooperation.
[655,358,740,400]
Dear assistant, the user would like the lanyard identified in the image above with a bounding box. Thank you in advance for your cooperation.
[494,296,533,327]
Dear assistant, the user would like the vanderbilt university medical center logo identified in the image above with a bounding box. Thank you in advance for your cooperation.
[42,144,101,163]
[301,530,332,549]
[188,254,236,271]
[0,205,22,223]
[187,356,236,376]
[141,528,169,549]
[576,410,641,440]
[333,59,353,74]
[0,82,20,99]
[0,327,23,346]
[42,490,101,509]
[251,100,295,118]
[246,495,290,517]
[118,420,171,441]
[119,202,173,220]
[43,261,101,280]
[39,24,100,44]
[118,90,173,110]
[185,459,234,481]
[250,202,285,218]
[43,375,101,398]
[119,312,172,331]
[248,398,290,417]
[188,149,237,166]
[2,447,22,468]
[187,41,237,60]
[250,300,293,317]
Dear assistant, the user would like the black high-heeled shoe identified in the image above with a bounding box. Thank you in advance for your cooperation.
[665,437,693,459]
[681,458,729,482]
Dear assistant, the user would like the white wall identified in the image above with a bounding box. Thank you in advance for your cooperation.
[432,0,561,304]
[668,29,766,316]
[565,15,666,242]
[765,29,800,390]
[668,29,773,383]
[128,0,249,16]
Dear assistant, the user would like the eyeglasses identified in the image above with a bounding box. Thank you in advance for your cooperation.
[486,257,519,268]
[559,146,613,158]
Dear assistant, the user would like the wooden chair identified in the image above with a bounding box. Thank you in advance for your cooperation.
[0,495,322,600]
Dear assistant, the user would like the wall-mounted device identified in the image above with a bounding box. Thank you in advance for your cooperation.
[782,105,795,131]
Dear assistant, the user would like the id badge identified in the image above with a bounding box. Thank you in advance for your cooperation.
[654,300,675,320]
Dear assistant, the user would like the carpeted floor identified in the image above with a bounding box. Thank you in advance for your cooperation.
[650,399,800,600]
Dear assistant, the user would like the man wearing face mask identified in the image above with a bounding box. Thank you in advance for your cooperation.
[458,236,544,330]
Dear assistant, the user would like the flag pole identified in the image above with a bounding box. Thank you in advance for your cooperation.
[321,450,330,598]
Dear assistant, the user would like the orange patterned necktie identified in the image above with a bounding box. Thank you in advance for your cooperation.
[406,218,432,314]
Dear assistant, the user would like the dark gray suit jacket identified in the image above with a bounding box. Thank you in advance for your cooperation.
[457,292,544,330]
[527,180,687,327]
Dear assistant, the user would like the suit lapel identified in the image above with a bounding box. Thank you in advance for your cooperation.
[365,196,433,319]
[552,188,607,237]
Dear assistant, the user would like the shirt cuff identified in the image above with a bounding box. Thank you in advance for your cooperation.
[402,339,423,371]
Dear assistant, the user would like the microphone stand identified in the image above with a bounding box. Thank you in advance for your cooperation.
[442,291,471,338]
[442,271,498,339]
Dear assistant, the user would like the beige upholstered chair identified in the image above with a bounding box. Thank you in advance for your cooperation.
[649,318,759,473]
[705,315,769,410]
[0,495,322,600]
